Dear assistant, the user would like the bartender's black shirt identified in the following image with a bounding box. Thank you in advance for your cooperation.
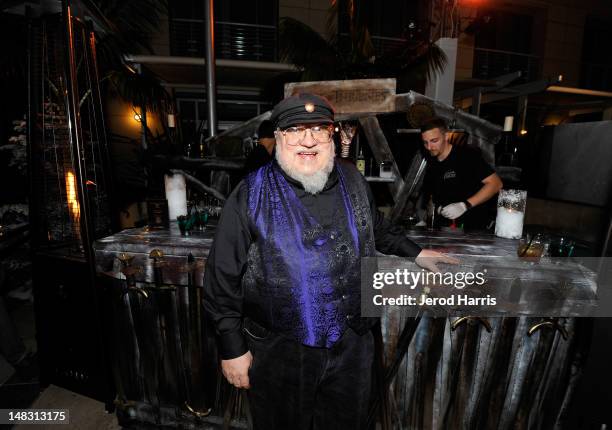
[204,159,422,359]
[423,145,495,230]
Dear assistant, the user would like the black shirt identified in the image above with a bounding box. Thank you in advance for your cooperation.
[203,160,422,359]
[243,145,272,174]
[423,145,495,229]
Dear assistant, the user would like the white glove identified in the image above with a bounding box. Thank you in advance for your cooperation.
[440,202,468,220]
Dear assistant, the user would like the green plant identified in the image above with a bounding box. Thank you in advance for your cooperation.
[278,0,447,91]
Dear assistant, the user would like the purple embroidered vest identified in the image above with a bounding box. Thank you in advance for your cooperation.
[242,160,376,348]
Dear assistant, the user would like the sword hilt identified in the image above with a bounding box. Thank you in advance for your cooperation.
[149,249,165,287]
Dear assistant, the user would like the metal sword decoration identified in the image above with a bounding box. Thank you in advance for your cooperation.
[367,286,431,428]
[373,229,593,430]
[100,236,250,427]
[445,315,494,429]
[180,253,212,417]
[113,254,144,403]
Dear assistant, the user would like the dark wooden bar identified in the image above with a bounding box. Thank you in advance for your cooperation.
[94,226,595,429]
[94,224,242,429]
[378,229,595,429]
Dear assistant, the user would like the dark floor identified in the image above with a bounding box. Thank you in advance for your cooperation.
[0,296,119,430]
[0,298,40,414]
[8,384,120,430]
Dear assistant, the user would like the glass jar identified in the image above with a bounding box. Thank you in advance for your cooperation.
[517,233,545,262]
[495,189,527,239]
[379,160,394,179]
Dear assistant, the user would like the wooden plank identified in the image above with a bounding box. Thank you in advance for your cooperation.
[284,78,397,114]
[389,154,427,222]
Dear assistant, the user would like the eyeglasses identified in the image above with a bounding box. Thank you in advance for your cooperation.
[276,125,334,145]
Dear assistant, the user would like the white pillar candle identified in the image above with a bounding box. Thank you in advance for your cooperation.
[167,113,176,128]
[165,173,187,221]
[503,116,514,132]
[495,208,525,239]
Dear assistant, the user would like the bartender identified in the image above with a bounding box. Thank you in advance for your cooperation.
[421,117,503,230]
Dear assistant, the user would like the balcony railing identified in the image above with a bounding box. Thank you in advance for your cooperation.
[170,18,277,62]
[370,35,408,56]
[473,47,540,82]
[338,33,408,58]
[581,62,612,92]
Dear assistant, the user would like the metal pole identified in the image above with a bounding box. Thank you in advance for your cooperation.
[135,63,148,150]
[61,4,114,407]
[204,0,218,138]
[517,95,528,134]
[472,87,482,117]
[62,0,95,260]
[26,5,39,249]
[87,21,119,232]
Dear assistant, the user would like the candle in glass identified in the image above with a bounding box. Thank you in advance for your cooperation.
[495,189,527,239]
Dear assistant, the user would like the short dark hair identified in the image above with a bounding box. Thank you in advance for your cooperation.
[420,117,448,134]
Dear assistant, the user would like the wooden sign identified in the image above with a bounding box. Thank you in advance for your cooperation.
[284,78,397,114]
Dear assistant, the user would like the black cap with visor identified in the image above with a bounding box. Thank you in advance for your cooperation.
[270,93,335,129]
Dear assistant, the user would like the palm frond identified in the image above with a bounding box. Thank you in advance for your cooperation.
[370,41,447,88]
[91,0,168,112]
[279,17,339,81]
[404,42,448,84]
[95,0,167,54]
[348,0,374,61]
[326,0,339,47]
[106,66,170,113]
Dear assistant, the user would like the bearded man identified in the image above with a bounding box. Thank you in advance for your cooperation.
[203,93,453,429]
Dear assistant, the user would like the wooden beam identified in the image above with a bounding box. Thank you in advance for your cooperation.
[359,116,405,199]
[390,154,428,222]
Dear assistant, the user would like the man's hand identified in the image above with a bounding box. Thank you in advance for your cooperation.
[440,202,468,220]
[415,249,459,273]
[221,351,253,389]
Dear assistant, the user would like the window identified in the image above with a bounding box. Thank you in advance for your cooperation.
[177,94,272,141]
[169,0,278,61]
[337,0,420,56]
[581,16,612,91]
[472,9,540,82]
[474,10,533,55]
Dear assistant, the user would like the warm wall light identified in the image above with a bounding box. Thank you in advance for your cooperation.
[134,113,142,122]
[65,171,81,242]
[543,114,565,126]
[519,129,528,135]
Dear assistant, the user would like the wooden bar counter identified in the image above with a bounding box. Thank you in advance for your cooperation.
[94,225,595,429]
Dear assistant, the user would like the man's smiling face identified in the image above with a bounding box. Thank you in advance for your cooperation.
[275,123,334,177]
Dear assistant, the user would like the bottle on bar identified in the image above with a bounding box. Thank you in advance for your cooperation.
[497,116,519,167]
[356,148,366,176]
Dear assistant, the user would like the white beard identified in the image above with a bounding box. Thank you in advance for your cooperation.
[275,144,335,195]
